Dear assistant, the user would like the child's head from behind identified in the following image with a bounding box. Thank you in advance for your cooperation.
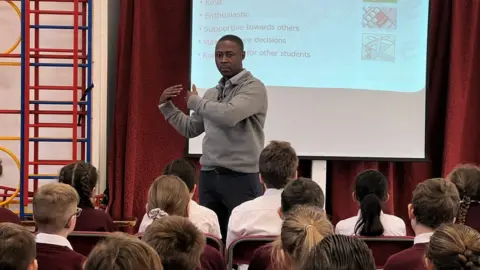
[147,175,190,219]
[84,232,163,270]
[353,169,388,236]
[162,158,197,194]
[58,161,98,208]
[259,140,298,189]
[425,223,480,270]
[272,205,333,270]
[302,234,376,270]
[410,178,460,230]
[446,164,480,224]
[280,177,325,215]
[143,216,205,270]
[33,182,80,234]
[0,222,37,270]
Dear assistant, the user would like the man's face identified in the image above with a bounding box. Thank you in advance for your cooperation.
[215,40,245,78]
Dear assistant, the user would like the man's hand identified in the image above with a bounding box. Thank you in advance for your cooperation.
[187,84,199,100]
[159,85,182,104]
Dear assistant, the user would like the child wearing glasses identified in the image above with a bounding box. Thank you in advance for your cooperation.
[33,182,85,270]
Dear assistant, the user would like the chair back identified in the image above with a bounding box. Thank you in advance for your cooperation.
[226,236,276,270]
[68,231,111,256]
[358,236,414,269]
[206,234,224,255]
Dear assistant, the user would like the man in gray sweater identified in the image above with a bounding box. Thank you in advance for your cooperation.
[158,35,268,240]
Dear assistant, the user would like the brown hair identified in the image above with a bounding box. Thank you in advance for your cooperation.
[143,216,205,270]
[84,232,163,270]
[281,177,325,213]
[147,175,190,217]
[33,182,79,233]
[259,141,298,189]
[0,223,36,270]
[271,206,333,270]
[302,235,376,270]
[447,164,480,224]
[426,223,480,269]
[59,161,98,208]
[163,158,197,193]
[412,178,460,229]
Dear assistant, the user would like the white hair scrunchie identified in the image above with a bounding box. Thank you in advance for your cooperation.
[148,208,169,220]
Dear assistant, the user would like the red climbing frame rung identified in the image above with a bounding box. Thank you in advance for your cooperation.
[29,160,76,165]
[30,10,85,15]
[31,85,82,90]
[30,123,75,128]
[31,48,84,53]
[1,53,86,60]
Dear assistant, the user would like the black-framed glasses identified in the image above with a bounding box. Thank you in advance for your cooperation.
[64,207,82,229]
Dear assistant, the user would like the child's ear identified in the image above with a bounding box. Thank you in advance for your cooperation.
[28,259,38,270]
[277,207,283,219]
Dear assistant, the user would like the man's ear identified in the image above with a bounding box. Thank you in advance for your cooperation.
[241,51,246,60]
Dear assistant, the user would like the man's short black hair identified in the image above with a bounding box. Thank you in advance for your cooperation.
[218,34,244,51]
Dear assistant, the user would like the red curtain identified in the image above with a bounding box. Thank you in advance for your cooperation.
[108,0,480,231]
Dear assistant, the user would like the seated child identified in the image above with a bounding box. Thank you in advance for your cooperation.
[383,178,460,270]
[335,169,406,236]
[84,232,163,270]
[0,159,20,224]
[59,161,115,231]
[0,222,38,270]
[160,158,220,238]
[227,141,298,247]
[447,164,480,231]
[248,205,333,270]
[140,175,225,270]
[248,177,327,270]
[143,216,206,270]
[425,223,480,269]
[303,235,376,270]
[33,182,85,270]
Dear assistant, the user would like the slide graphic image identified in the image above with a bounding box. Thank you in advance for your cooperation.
[363,7,397,29]
[361,34,396,62]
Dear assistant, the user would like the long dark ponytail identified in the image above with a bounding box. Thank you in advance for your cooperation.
[59,161,98,208]
[354,170,388,236]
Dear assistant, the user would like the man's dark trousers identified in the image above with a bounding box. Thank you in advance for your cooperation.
[199,168,264,242]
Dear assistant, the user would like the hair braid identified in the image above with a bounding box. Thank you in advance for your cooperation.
[58,161,98,208]
[457,196,472,225]
[77,165,94,208]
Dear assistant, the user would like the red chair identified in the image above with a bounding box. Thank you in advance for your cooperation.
[357,236,414,269]
[226,236,277,270]
[205,234,224,255]
[68,231,111,256]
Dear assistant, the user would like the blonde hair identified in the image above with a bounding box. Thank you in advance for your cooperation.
[271,205,333,270]
[426,223,480,269]
[447,164,480,224]
[33,182,79,233]
[143,216,206,270]
[84,232,163,270]
[147,175,190,217]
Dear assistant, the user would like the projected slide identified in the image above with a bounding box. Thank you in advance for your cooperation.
[192,0,429,92]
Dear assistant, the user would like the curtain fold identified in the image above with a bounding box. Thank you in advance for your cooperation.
[108,0,480,232]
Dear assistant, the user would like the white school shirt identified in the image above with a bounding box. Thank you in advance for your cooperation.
[36,233,74,250]
[414,232,433,245]
[335,210,407,236]
[226,188,283,248]
[138,200,222,239]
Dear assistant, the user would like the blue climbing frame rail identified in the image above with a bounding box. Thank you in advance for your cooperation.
[19,0,93,219]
